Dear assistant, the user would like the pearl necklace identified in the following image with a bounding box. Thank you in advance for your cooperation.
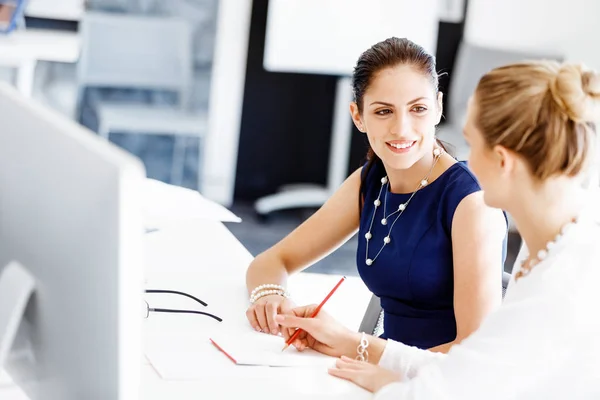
[364,148,443,266]
[515,217,578,281]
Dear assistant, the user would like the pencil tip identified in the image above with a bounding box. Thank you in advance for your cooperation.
[281,344,289,352]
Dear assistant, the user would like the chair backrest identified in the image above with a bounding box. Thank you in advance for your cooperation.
[77,11,193,107]
[358,294,382,334]
[447,41,564,125]
[501,270,511,298]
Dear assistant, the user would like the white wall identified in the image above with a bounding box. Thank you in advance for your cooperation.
[200,0,252,206]
[465,0,599,69]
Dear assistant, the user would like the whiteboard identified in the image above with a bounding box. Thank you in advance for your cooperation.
[264,0,440,76]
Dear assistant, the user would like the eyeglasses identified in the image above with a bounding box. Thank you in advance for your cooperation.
[144,289,222,322]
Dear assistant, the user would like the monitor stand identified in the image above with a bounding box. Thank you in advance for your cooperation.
[0,261,36,371]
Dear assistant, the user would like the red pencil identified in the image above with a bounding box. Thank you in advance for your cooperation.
[281,276,346,352]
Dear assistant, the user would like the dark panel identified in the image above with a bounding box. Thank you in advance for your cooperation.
[234,0,337,200]
[235,0,468,200]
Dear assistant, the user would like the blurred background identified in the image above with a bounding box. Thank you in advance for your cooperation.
[1,0,597,277]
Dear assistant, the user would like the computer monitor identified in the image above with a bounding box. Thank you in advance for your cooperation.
[0,82,145,399]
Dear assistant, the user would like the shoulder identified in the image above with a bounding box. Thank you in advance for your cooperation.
[436,161,482,212]
[440,161,481,193]
[360,159,386,194]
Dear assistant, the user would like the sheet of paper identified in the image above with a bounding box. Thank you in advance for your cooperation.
[142,178,241,230]
[209,330,337,367]
[144,329,336,381]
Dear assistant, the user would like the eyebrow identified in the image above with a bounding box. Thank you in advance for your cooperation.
[369,97,431,107]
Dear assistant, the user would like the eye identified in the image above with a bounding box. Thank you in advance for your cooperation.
[375,109,392,116]
[412,106,427,113]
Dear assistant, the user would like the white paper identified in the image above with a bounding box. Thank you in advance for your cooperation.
[142,178,241,230]
[210,330,337,367]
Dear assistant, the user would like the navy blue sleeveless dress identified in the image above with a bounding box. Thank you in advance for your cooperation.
[357,160,507,349]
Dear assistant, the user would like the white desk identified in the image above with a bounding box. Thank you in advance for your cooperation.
[141,221,373,399]
[0,28,80,96]
[1,220,372,399]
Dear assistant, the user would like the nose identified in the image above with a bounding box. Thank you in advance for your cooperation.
[390,112,410,136]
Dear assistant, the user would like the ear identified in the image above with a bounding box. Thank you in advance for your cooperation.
[435,92,444,125]
[350,102,365,132]
[493,144,514,176]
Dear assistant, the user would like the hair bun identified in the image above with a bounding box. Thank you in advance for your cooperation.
[549,63,600,123]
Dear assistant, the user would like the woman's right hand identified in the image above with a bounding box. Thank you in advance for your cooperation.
[246,295,296,335]
[275,304,361,358]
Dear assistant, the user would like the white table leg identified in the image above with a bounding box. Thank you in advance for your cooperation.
[326,76,354,191]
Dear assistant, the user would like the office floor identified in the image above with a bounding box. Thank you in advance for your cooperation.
[225,202,522,277]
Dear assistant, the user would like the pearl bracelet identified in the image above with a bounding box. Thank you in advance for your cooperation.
[249,289,287,304]
[249,284,290,304]
[250,283,286,297]
[356,332,369,362]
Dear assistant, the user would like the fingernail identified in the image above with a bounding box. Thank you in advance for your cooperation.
[254,326,261,331]
[271,329,278,334]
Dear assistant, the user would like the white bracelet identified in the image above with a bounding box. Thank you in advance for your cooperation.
[250,283,286,297]
[249,289,287,304]
[356,332,369,362]
[249,284,290,304]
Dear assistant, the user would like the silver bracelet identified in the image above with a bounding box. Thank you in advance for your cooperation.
[356,332,369,362]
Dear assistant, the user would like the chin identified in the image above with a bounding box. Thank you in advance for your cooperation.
[482,190,504,209]
[383,156,419,171]
[378,147,424,171]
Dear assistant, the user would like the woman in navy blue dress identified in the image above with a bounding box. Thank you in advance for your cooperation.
[246,37,507,352]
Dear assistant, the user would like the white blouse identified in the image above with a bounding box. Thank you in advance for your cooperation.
[375,201,600,399]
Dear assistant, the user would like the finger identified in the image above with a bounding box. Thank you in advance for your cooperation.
[254,304,269,332]
[279,301,296,339]
[336,357,365,370]
[275,314,317,332]
[292,338,303,350]
[340,355,367,365]
[246,308,261,332]
[265,302,279,335]
[328,367,360,383]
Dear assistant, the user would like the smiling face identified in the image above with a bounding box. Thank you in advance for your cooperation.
[351,65,442,171]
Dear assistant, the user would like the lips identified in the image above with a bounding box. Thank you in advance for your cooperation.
[386,140,416,153]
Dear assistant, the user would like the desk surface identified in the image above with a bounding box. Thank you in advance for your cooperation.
[141,221,372,399]
[0,221,372,399]
[0,28,80,65]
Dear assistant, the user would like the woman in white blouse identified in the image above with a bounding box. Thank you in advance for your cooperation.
[275,60,600,399]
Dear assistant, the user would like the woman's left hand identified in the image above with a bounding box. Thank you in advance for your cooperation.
[328,356,401,393]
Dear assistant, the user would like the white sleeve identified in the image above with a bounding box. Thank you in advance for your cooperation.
[373,289,576,400]
[378,339,446,379]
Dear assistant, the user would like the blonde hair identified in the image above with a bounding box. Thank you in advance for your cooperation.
[474,61,600,180]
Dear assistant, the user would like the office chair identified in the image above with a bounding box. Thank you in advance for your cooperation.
[358,271,514,336]
[76,11,207,186]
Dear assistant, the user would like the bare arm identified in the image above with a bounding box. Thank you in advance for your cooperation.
[428,191,506,353]
[245,168,363,334]
[246,167,363,293]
